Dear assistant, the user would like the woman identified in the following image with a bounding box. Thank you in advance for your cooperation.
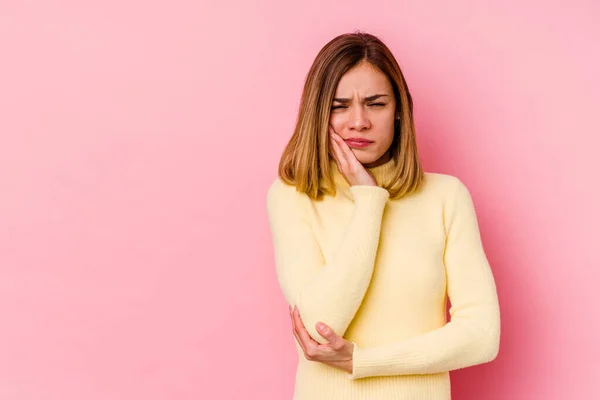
[266,31,500,399]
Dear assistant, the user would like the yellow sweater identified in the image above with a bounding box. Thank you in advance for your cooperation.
[266,157,500,400]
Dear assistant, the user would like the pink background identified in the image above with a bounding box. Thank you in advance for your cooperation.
[1,1,598,399]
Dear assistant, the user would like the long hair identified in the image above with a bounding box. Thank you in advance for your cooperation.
[278,31,425,200]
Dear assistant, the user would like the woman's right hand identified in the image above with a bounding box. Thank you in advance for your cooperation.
[329,125,377,187]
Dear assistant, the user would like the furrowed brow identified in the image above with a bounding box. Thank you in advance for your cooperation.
[332,94,389,103]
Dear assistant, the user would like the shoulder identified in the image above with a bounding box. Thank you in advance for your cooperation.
[421,172,476,214]
[422,172,469,199]
[423,173,478,225]
[266,177,308,211]
[267,177,301,199]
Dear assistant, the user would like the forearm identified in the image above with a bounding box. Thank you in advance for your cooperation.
[292,186,389,344]
[267,184,388,346]
[349,302,500,379]
[348,177,501,379]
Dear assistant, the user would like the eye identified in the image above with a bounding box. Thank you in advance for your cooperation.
[331,105,347,110]
[369,103,386,107]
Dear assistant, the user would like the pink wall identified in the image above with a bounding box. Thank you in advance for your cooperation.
[1,1,598,399]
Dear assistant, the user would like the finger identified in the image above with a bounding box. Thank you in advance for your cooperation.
[328,125,337,158]
[332,132,348,163]
[293,306,320,351]
[328,126,342,163]
[334,132,359,167]
[291,308,315,360]
[316,322,344,350]
[329,128,348,171]
[290,307,306,351]
[330,139,345,172]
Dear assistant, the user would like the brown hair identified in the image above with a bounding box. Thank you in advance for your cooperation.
[278,31,425,200]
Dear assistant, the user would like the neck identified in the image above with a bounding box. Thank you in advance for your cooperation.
[362,151,391,169]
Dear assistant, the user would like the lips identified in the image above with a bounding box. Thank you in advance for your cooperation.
[344,138,373,148]
[344,138,373,143]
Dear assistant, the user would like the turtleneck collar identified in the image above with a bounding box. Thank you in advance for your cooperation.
[329,156,397,188]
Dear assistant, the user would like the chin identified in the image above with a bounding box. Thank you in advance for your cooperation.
[354,152,380,165]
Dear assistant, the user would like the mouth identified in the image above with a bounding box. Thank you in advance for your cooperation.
[344,138,374,148]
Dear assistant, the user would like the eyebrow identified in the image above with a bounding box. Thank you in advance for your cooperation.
[332,94,389,103]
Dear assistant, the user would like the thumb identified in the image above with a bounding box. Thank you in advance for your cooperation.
[316,322,342,345]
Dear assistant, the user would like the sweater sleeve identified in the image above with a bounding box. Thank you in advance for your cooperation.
[266,179,390,344]
[348,177,501,379]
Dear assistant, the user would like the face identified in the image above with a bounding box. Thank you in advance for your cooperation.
[329,61,397,168]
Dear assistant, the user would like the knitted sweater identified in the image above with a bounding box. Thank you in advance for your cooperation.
[265,157,500,399]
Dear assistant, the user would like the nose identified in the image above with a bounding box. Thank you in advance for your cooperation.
[349,105,370,131]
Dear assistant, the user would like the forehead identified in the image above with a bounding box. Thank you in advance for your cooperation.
[335,63,392,95]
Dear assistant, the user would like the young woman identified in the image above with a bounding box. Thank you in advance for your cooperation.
[266,31,500,399]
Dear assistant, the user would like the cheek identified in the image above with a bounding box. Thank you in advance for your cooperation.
[375,125,396,150]
[375,116,396,136]
[329,114,345,130]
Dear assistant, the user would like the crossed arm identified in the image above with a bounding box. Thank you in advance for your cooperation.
[266,177,500,380]
[348,178,500,379]
[266,179,390,344]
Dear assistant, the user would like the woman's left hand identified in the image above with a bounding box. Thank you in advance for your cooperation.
[289,305,354,374]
